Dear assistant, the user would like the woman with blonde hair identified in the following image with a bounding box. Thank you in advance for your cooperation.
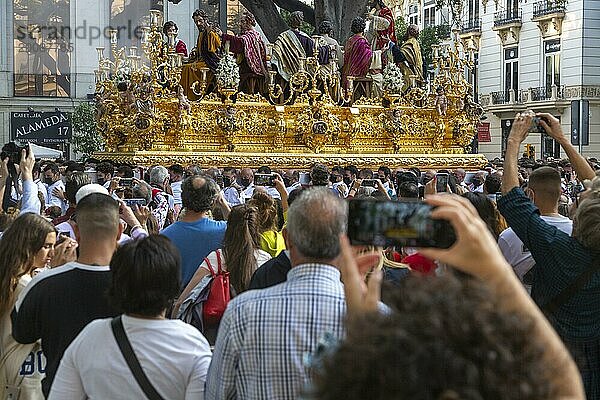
[0,213,71,399]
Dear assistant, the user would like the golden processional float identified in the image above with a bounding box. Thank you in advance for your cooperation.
[93,10,488,169]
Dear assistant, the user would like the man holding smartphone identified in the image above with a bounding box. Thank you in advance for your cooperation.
[498,111,599,398]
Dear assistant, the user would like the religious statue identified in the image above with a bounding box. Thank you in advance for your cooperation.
[434,86,448,116]
[389,24,425,91]
[342,17,373,90]
[342,17,386,97]
[271,11,315,82]
[163,21,188,57]
[316,21,343,70]
[221,12,269,95]
[316,21,342,100]
[367,0,397,51]
[180,9,221,100]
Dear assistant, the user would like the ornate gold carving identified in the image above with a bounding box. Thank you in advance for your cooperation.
[94,10,485,169]
[95,151,488,170]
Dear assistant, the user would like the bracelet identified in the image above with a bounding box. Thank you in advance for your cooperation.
[130,225,143,232]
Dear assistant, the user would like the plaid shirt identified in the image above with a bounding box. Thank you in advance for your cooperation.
[497,188,600,339]
[205,264,346,399]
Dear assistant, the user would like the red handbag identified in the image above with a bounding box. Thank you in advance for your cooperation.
[202,250,231,324]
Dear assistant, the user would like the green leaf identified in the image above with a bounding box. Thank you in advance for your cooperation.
[71,102,104,160]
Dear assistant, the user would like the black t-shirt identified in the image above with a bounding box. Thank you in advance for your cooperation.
[11,262,118,397]
[248,251,292,290]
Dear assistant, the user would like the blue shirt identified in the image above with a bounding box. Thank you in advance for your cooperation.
[160,217,227,286]
[497,187,600,339]
[205,264,346,400]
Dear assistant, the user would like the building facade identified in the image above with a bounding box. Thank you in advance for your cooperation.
[0,0,236,157]
[467,0,599,158]
[405,0,600,159]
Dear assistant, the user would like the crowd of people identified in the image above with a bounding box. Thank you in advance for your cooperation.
[0,110,598,400]
[174,0,424,101]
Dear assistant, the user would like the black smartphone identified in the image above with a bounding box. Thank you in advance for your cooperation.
[436,173,449,193]
[254,173,276,187]
[347,199,457,249]
[120,177,133,188]
[124,198,146,208]
[529,116,546,133]
[361,179,378,188]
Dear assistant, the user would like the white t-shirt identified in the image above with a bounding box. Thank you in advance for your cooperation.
[46,180,66,211]
[222,186,243,207]
[498,215,573,288]
[48,316,212,400]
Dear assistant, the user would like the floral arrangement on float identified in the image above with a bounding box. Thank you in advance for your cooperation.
[382,62,404,96]
[216,54,240,90]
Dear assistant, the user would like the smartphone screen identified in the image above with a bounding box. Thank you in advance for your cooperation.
[120,178,133,188]
[254,173,275,187]
[347,199,456,249]
[436,173,449,193]
[299,172,311,185]
[124,198,146,207]
[361,179,377,188]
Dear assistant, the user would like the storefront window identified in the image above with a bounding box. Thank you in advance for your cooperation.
[13,0,72,97]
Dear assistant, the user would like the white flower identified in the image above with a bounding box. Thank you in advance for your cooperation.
[382,62,404,94]
[216,54,240,89]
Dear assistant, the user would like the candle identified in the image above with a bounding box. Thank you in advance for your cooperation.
[168,32,176,49]
[149,10,159,27]
[109,29,118,45]
[96,47,105,62]
[141,27,150,45]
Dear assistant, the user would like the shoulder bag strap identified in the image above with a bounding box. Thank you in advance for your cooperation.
[543,258,600,315]
[204,256,216,276]
[215,249,223,274]
[111,316,165,400]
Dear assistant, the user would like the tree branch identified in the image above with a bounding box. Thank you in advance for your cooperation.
[272,0,316,26]
[238,0,289,42]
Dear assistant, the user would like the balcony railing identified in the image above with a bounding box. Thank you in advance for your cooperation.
[461,18,482,34]
[490,89,522,105]
[533,0,567,18]
[494,9,523,27]
[527,85,565,101]
[491,91,506,104]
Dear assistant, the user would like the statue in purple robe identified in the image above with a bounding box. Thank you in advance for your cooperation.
[342,17,373,90]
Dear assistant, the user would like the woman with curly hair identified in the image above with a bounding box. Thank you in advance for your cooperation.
[0,214,59,399]
[311,194,584,400]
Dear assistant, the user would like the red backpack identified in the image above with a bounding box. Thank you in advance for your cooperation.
[202,250,232,324]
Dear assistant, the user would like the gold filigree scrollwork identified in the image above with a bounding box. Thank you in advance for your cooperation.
[94,9,487,169]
